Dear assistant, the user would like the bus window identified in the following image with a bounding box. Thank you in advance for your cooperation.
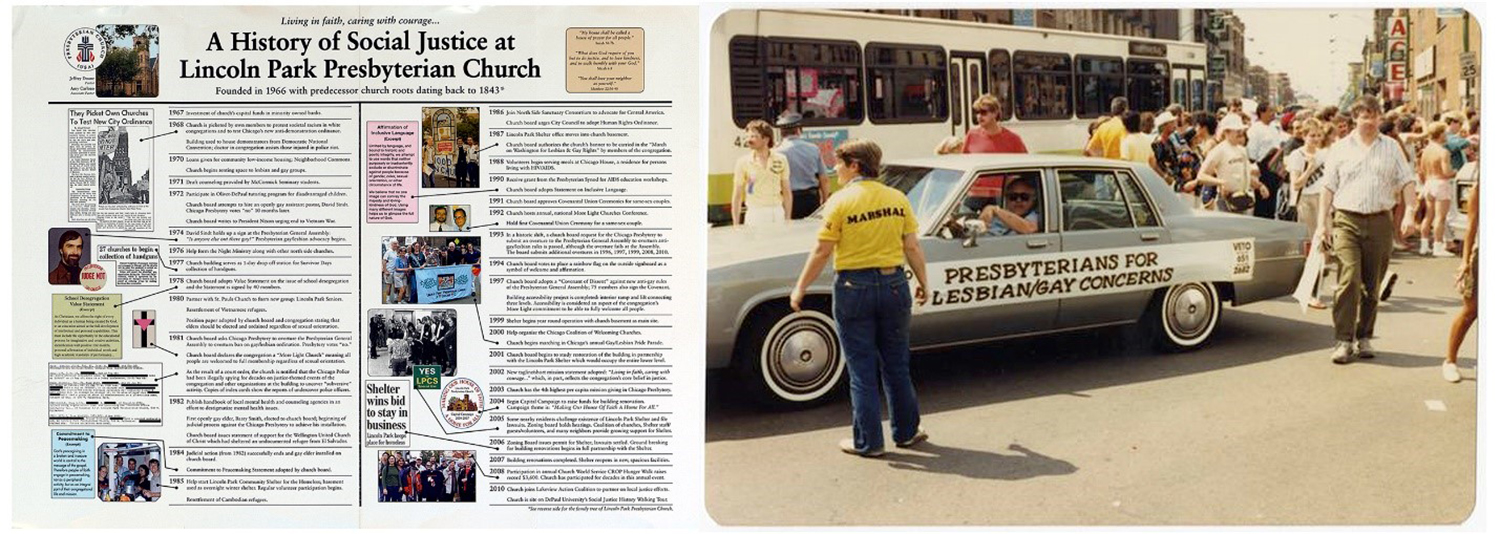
[867,44,949,123]
[1126,59,1168,114]
[968,62,981,106]
[1013,51,1071,120]
[987,49,1012,121]
[1173,78,1187,109]
[1075,55,1124,119]
[949,63,962,126]
[1192,79,1206,111]
[729,36,864,128]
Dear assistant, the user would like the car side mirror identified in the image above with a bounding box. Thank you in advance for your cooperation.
[961,219,986,248]
[942,216,985,249]
[936,216,984,249]
[941,216,975,246]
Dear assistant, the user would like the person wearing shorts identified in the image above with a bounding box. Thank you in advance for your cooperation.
[1444,179,1479,383]
[1417,122,1458,256]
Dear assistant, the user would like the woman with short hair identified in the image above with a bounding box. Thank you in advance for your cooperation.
[963,94,1027,154]
[1119,110,1155,166]
[790,138,931,458]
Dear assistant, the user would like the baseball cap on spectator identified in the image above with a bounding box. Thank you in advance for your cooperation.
[1217,113,1249,135]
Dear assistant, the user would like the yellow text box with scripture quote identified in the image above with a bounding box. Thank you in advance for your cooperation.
[566,28,644,93]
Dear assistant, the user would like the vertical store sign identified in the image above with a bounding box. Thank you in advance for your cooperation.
[433,108,457,181]
[1386,16,1408,83]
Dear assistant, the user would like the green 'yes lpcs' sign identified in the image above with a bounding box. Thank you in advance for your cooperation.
[414,365,441,390]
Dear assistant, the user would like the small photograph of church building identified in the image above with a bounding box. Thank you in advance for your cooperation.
[95,24,158,98]
[97,126,151,205]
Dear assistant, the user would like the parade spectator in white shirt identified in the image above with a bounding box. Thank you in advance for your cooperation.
[1247,102,1286,218]
[1246,103,1285,163]
[1314,95,1418,365]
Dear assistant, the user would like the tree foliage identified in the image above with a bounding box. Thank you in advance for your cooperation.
[103,24,158,47]
[96,47,139,84]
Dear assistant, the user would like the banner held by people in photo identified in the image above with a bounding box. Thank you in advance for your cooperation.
[414,264,475,304]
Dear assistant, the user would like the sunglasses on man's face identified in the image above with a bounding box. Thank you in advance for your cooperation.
[1006,193,1033,202]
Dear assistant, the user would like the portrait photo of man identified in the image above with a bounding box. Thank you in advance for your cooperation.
[48,228,88,285]
[429,205,456,232]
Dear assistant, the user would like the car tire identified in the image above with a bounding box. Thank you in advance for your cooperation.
[733,298,844,408]
[1147,282,1221,351]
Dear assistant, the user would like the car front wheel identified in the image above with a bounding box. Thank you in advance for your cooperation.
[1147,282,1221,351]
[734,300,844,408]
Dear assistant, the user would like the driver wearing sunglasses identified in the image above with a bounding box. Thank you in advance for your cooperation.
[979,176,1040,236]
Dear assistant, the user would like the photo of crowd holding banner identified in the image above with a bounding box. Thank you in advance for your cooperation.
[420,107,481,189]
[380,236,483,305]
[375,450,478,503]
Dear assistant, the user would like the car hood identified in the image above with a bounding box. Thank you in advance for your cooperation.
[708,218,825,270]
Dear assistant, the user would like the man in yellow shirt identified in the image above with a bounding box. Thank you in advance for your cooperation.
[791,139,930,458]
[1085,96,1130,159]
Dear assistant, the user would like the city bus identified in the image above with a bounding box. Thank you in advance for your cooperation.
[709,9,1216,223]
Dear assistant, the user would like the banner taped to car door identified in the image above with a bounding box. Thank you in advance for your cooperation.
[921,238,1254,311]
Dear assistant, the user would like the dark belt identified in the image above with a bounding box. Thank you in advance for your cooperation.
[839,266,900,275]
[793,187,819,194]
[1337,209,1391,218]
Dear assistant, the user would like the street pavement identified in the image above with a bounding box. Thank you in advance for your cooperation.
[705,252,1478,526]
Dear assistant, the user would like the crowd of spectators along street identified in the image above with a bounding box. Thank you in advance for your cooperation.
[731,93,1480,386]
[1040,94,1478,383]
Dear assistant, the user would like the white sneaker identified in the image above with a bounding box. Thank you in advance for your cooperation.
[1434,247,1456,258]
[1419,239,1432,256]
[839,438,885,458]
[1355,338,1375,359]
[1330,341,1355,364]
[1442,361,1462,383]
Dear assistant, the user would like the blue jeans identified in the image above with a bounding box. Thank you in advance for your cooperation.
[834,268,920,453]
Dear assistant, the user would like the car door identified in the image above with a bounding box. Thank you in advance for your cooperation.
[1054,167,1171,328]
[911,168,1060,349]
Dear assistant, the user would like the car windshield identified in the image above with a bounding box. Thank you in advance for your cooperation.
[810,165,965,221]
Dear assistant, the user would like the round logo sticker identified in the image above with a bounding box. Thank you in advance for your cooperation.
[80,263,107,291]
[440,377,484,429]
[63,27,107,72]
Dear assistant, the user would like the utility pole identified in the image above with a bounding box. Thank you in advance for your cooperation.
[1463,11,1474,110]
